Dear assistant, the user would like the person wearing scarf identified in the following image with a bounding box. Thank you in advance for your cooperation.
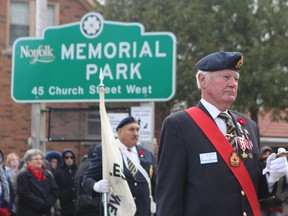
[0,150,15,216]
[16,149,59,216]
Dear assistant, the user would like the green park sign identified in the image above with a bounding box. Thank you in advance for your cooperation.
[11,12,176,103]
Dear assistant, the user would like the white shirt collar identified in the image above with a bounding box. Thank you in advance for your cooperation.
[116,139,137,154]
[200,98,229,120]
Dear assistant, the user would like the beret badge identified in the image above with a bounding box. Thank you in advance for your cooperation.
[235,55,244,69]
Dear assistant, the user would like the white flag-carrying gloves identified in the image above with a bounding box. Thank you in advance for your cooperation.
[262,147,288,187]
[93,179,109,193]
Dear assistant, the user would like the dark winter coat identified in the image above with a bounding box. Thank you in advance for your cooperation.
[54,149,78,216]
[16,169,58,216]
[83,144,157,216]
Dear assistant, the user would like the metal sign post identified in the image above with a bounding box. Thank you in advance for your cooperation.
[30,0,47,151]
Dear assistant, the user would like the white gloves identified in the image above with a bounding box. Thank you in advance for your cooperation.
[262,147,288,186]
[93,179,109,193]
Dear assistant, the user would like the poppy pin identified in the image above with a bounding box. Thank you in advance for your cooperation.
[237,117,246,125]
[139,150,145,157]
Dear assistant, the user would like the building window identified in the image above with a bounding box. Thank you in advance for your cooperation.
[9,0,58,46]
[86,109,130,140]
[9,1,29,46]
[47,4,56,26]
[87,111,101,139]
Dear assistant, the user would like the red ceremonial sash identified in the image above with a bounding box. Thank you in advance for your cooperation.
[185,107,260,216]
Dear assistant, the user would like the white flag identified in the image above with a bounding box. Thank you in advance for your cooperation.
[99,85,137,216]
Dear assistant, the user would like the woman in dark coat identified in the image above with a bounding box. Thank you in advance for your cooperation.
[16,149,59,216]
[54,148,78,216]
[44,151,63,176]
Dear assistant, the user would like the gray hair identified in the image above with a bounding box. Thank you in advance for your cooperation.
[24,149,43,164]
[195,70,211,89]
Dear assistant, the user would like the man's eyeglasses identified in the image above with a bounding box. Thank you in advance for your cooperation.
[65,156,74,160]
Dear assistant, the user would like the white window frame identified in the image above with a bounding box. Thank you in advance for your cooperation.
[7,0,59,48]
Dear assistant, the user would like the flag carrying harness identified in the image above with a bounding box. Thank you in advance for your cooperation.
[120,146,156,213]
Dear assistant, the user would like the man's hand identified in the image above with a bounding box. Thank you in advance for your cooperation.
[93,179,109,193]
[263,147,288,185]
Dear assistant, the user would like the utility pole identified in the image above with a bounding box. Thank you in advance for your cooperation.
[30,0,47,152]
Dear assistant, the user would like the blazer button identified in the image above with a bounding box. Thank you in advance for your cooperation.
[241,190,245,196]
[134,182,137,186]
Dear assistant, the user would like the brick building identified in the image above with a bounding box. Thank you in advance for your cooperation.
[258,112,288,149]
[0,0,106,162]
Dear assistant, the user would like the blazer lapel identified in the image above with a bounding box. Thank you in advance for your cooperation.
[136,146,147,166]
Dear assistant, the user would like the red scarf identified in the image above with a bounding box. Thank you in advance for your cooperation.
[27,165,44,181]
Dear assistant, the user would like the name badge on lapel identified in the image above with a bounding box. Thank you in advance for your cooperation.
[199,152,217,164]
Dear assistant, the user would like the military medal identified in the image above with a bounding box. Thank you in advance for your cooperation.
[230,152,240,167]
[237,136,247,158]
[237,118,253,159]
[241,151,248,158]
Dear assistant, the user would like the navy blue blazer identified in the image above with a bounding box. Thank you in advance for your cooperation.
[83,143,157,216]
[156,102,269,216]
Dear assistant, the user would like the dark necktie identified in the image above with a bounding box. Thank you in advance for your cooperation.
[127,149,136,177]
[218,113,237,150]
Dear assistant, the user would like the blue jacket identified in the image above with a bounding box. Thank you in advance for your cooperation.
[156,102,269,216]
[83,143,157,216]
[0,167,15,213]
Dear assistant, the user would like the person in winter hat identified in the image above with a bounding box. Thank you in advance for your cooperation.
[53,148,78,216]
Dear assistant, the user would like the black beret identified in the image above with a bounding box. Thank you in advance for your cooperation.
[116,116,138,131]
[196,51,244,72]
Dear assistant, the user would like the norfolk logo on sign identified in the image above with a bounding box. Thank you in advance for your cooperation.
[11,12,176,103]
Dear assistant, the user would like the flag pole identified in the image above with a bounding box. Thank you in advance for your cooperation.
[99,69,108,216]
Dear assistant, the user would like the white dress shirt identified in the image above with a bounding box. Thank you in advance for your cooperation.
[200,98,232,136]
[201,98,238,151]
[116,139,140,170]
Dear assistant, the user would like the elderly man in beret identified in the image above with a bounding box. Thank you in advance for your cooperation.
[83,116,157,216]
[156,51,288,216]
